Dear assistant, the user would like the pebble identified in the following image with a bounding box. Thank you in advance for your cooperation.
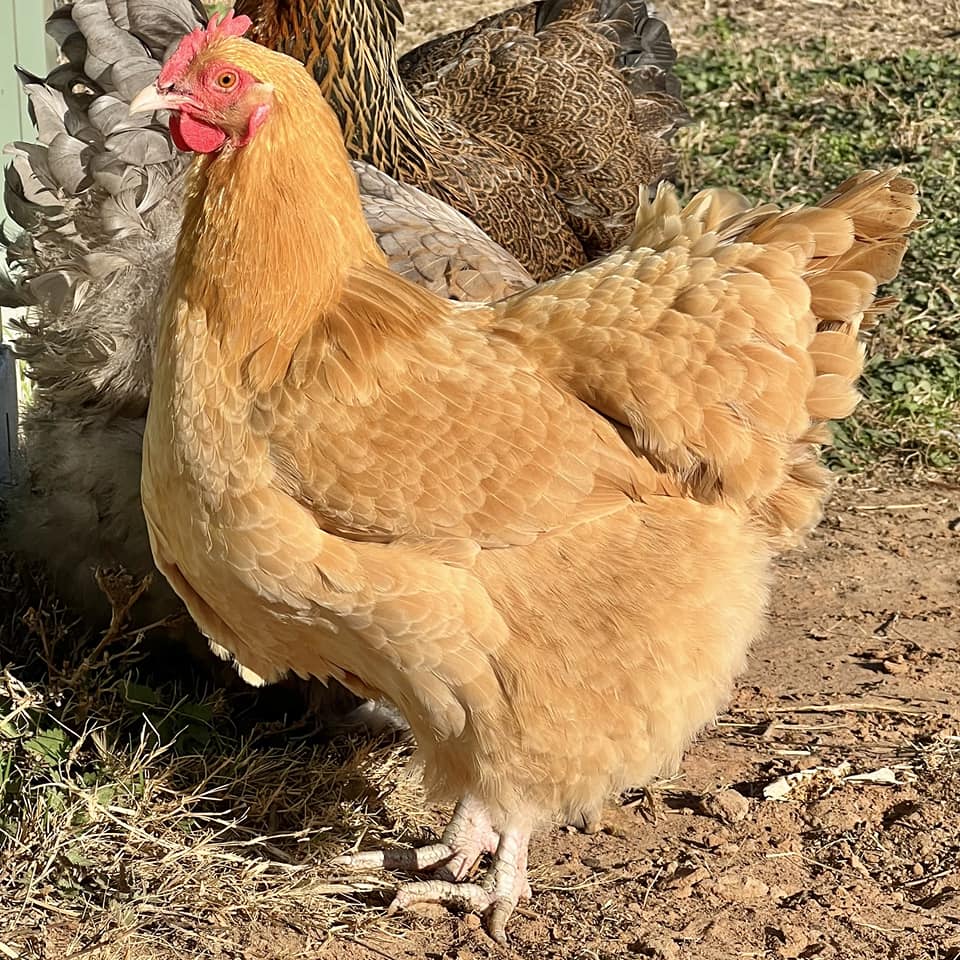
[714,873,770,902]
[883,657,910,675]
[701,788,751,824]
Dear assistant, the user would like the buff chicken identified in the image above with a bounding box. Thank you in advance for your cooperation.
[132,13,919,943]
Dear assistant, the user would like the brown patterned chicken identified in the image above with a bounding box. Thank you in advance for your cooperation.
[134,16,918,943]
[237,0,687,278]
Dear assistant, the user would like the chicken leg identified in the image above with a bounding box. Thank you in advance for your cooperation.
[333,795,532,943]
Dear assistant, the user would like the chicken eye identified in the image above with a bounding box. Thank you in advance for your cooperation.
[216,71,238,90]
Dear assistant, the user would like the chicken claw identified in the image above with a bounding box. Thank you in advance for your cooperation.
[333,796,531,942]
[389,822,532,945]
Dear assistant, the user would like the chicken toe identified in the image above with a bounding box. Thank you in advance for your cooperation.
[334,799,530,941]
[433,794,500,881]
[332,794,498,878]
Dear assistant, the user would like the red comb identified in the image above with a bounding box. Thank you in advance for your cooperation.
[159,9,253,86]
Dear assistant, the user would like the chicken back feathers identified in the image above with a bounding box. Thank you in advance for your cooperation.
[141,27,917,935]
[492,171,919,544]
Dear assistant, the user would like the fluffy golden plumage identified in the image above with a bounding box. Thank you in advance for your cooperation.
[236,0,687,279]
[142,35,919,942]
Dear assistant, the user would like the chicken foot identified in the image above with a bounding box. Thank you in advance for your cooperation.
[389,822,532,944]
[333,796,532,942]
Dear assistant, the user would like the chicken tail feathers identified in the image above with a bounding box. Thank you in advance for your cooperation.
[744,171,919,541]
[694,170,919,543]
[494,170,919,547]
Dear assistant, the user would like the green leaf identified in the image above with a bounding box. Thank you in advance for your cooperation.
[25,726,69,764]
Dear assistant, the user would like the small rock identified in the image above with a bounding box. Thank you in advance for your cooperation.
[704,830,728,848]
[714,873,770,903]
[669,865,711,898]
[701,788,751,824]
[767,923,822,959]
[463,913,482,930]
[882,657,909,675]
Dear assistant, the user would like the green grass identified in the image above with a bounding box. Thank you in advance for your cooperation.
[674,23,960,471]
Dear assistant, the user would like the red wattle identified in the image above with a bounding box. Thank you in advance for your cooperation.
[170,112,228,154]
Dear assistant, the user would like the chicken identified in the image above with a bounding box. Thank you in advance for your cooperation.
[134,15,918,941]
[237,0,687,279]
[0,0,531,635]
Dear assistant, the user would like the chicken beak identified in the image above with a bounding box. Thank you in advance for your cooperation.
[129,83,188,116]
